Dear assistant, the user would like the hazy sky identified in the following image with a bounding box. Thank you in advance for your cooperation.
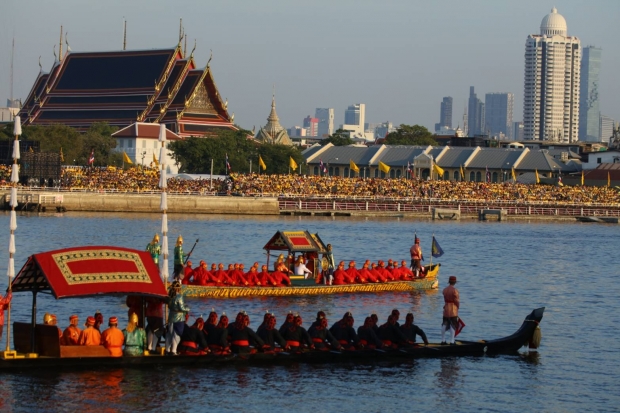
[1,1,619,133]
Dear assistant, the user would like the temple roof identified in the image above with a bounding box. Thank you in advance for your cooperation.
[255,95,292,145]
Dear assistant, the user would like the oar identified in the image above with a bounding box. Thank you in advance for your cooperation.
[184,239,199,264]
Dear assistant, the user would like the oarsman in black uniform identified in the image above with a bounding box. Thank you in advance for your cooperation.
[329,312,360,350]
[229,313,265,354]
[257,314,288,352]
[309,311,326,330]
[370,314,380,336]
[399,313,429,346]
[178,318,210,355]
[279,312,295,336]
[308,318,341,351]
[357,317,383,349]
[281,315,313,351]
[203,310,219,340]
[207,314,230,355]
[391,309,401,328]
[378,315,410,349]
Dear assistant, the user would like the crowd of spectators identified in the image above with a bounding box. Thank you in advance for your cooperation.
[0,165,618,206]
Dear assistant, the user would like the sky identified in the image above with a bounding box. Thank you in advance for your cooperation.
[1,0,619,133]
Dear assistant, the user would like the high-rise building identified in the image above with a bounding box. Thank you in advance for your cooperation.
[303,116,319,137]
[513,121,524,141]
[485,93,514,139]
[315,108,334,138]
[468,87,485,136]
[600,115,615,143]
[579,46,602,142]
[435,97,453,132]
[344,104,365,127]
[523,8,581,142]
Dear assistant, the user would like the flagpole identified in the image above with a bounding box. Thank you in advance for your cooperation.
[210,159,213,191]
[430,233,433,267]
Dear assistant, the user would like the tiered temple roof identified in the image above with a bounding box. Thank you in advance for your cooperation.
[18,42,236,137]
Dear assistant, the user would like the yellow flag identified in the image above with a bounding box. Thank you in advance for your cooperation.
[433,163,444,178]
[608,171,610,187]
[581,170,584,186]
[289,156,298,170]
[59,147,64,163]
[152,152,159,166]
[460,165,465,181]
[349,159,360,173]
[258,155,267,171]
[378,161,390,174]
[123,151,133,165]
[535,169,540,184]
[511,167,516,182]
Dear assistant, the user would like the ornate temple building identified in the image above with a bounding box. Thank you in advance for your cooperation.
[18,39,236,137]
[255,95,292,145]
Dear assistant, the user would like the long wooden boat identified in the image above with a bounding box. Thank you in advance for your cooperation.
[0,307,544,370]
[182,263,440,298]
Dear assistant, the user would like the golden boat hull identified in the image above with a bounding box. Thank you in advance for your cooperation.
[182,264,440,299]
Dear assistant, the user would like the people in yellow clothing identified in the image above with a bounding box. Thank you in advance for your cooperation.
[62,315,82,345]
[78,316,102,346]
[101,316,125,357]
[44,312,63,341]
[123,312,147,356]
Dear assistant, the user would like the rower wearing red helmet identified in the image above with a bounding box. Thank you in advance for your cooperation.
[410,236,424,277]
[182,260,194,285]
[333,261,347,285]
[78,316,102,346]
[441,275,460,345]
[178,317,209,355]
[399,260,414,280]
[308,317,341,350]
[344,261,359,284]
[329,312,359,350]
[101,316,124,357]
[258,265,276,286]
[270,267,291,287]
[281,315,313,351]
[279,311,295,336]
[358,261,377,283]
[192,261,209,286]
[213,263,231,285]
[207,314,231,354]
[370,262,387,283]
[257,313,288,351]
[244,264,260,286]
[375,261,391,281]
[229,312,265,354]
[62,315,81,345]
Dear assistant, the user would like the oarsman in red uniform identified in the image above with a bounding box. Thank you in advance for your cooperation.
[101,316,125,357]
[333,261,347,285]
[358,261,376,283]
[370,263,387,283]
[344,261,359,284]
[182,260,195,285]
[244,265,261,286]
[376,261,393,281]
[192,261,210,286]
[78,316,102,346]
[213,263,232,285]
[230,264,248,286]
[62,315,82,345]
[399,260,414,280]
[386,259,395,275]
[257,265,276,286]
[410,237,424,277]
[441,276,460,345]
[270,267,291,287]
[145,297,165,354]
[281,315,313,351]
[391,261,403,280]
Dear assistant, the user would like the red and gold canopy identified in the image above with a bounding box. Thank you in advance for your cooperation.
[11,246,167,299]
[263,231,327,253]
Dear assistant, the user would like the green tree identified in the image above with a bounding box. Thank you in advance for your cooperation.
[321,128,353,146]
[385,124,437,146]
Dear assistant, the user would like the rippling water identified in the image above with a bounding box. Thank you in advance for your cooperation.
[0,211,618,412]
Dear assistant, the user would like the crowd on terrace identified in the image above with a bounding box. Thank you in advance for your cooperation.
[0,165,618,205]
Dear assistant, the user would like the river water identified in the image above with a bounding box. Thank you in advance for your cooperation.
[0,212,618,412]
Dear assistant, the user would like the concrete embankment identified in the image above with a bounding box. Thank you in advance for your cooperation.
[9,191,280,215]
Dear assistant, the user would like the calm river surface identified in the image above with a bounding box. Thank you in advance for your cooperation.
[0,212,618,412]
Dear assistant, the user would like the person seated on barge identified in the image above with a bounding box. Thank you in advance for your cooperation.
[400,313,428,346]
[178,317,210,355]
[213,263,232,286]
[207,314,231,355]
[333,261,347,285]
[294,256,313,279]
[93,311,104,332]
[308,317,341,351]
[182,260,195,285]
[257,265,276,286]
[391,309,402,327]
[44,313,63,340]
[344,261,360,284]
[244,264,261,286]
[330,312,360,350]
[358,261,377,283]
[257,313,288,352]
[270,267,291,287]
[123,312,147,356]
[309,311,326,330]
[78,316,102,346]
[192,261,211,286]
[370,314,380,335]
[357,317,383,349]
[229,312,265,354]
[101,316,124,357]
[279,312,295,335]
[281,315,313,351]
[62,314,81,345]
[378,315,410,349]
[399,260,414,280]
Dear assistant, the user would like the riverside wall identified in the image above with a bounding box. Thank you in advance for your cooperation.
[11,191,280,215]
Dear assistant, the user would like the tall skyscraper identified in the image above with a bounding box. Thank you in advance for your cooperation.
[513,121,524,141]
[435,97,453,132]
[600,115,615,142]
[315,108,334,138]
[579,46,602,142]
[344,104,365,127]
[485,93,514,139]
[303,116,319,137]
[523,8,581,142]
[468,87,485,136]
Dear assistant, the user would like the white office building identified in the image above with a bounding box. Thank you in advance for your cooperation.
[523,8,581,142]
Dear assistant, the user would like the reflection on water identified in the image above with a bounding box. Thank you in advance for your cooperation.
[1,213,619,412]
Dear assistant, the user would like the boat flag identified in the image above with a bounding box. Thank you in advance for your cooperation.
[431,236,444,258]
[258,155,267,171]
[460,165,465,181]
[319,159,327,174]
[88,149,95,166]
[349,159,359,173]
[535,169,540,184]
[581,170,584,186]
[485,166,490,182]
[433,163,444,179]
[511,167,516,182]
[289,157,298,171]
[152,152,159,167]
[225,153,231,173]
[455,318,466,337]
[378,161,390,174]
[122,151,133,165]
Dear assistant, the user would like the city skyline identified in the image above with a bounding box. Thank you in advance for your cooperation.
[1,1,619,134]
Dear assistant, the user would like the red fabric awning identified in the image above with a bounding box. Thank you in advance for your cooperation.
[263,231,326,253]
[11,246,167,299]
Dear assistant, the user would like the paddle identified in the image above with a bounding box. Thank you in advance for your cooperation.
[184,239,199,264]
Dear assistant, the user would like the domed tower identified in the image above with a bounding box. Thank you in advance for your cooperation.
[523,8,581,143]
[256,94,293,146]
